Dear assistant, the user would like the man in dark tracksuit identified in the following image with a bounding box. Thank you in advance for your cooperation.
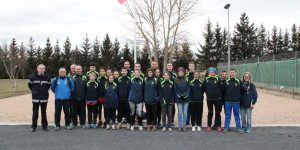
[185,62,195,125]
[71,65,87,128]
[190,74,204,131]
[203,67,222,132]
[97,67,107,127]
[220,71,228,114]
[117,68,131,129]
[166,62,177,125]
[28,64,51,132]
[67,64,76,125]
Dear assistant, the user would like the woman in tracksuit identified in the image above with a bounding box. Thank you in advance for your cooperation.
[155,68,163,128]
[104,75,119,130]
[240,72,258,133]
[159,72,175,132]
[85,73,99,129]
[144,68,159,131]
[128,70,144,131]
[174,67,191,132]
[190,71,204,132]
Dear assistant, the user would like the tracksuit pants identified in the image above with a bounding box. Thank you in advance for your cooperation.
[129,101,143,126]
[71,100,86,126]
[55,100,71,127]
[161,103,173,128]
[145,103,157,126]
[105,107,117,124]
[190,101,203,127]
[207,100,222,127]
[117,100,130,123]
[87,104,98,124]
[224,102,241,129]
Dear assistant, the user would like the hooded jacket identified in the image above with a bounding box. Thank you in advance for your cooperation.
[241,81,258,108]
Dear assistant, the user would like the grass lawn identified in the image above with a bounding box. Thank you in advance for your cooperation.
[0,79,30,99]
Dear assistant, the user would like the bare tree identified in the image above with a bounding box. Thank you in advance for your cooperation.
[125,0,198,71]
[0,39,21,89]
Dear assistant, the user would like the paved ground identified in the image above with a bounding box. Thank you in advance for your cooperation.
[0,125,299,150]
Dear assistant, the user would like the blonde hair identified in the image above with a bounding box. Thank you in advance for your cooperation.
[241,72,252,82]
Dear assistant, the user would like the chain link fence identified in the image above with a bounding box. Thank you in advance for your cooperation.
[217,50,300,99]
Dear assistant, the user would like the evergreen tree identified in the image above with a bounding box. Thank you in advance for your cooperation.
[52,40,61,69]
[270,26,278,54]
[138,43,150,72]
[180,40,194,69]
[291,24,298,51]
[36,46,42,64]
[214,23,223,63]
[112,38,121,69]
[62,37,71,68]
[276,29,284,54]
[42,38,53,74]
[122,43,134,65]
[283,29,290,52]
[297,27,300,50]
[172,45,182,69]
[81,34,91,69]
[101,33,113,68]
[71,45,82,66]
[196,19,215,68]
[257,24,267,56]
[233,13,257,59]
[220,28,228,62]
[91,36,101,67]
[26,37,36,75]
[19,42,26,79]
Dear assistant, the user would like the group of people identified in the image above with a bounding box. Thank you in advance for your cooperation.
[28,60,258,134]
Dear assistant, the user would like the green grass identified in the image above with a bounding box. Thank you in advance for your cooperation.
[0,79,30,99]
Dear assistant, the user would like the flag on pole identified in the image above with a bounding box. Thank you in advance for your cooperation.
[118,0,126,4]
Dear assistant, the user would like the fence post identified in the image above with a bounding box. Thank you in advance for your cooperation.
[273,54,275,88]
[295,50,298,99]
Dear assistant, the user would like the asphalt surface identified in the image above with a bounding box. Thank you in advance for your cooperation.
[0,125,299,150]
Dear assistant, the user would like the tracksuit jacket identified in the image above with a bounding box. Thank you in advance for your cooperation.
[241,81,258,108]
[203,75,222,100]
[186,71,194,83]
[190,79,204,102]
[104,82,118,108]
[225,78,242,102]
[85,81,99,106]
[144,77,158,104]
[220,79,227,103]
[117,76,131,100]
[174,77,191,103]
[51,76,74,100]
[129,77,144,104]
[28,72,51,103]
[97,76,107,99]
[73,74,87,101]
[159,79,175,105]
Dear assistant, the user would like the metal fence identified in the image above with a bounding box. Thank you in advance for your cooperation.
[217,51,300,99]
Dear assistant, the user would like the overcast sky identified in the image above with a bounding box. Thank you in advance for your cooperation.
[0,0,299,51]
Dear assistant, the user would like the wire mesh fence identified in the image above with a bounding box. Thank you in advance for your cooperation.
[217,50,300,99]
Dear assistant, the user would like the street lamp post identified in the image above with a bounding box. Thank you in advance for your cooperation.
[224,4,231,73]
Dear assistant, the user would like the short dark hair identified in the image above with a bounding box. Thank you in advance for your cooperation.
[230,68,236,72]
[89,62,96,67]
[100,67,106,71]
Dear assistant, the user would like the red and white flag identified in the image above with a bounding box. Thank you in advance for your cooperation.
[118,0,126,4]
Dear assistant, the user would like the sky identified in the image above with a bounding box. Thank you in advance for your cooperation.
[0,0,299,51]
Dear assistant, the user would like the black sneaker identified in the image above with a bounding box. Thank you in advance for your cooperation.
[43,127,49,132]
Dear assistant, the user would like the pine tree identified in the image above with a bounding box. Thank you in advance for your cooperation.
[91,36,101,67]
[256,24,267,56]
[220,28,228,62]
[19,42,26,79]
[62,37,71,68]
[291,24,297,51]
[172,45,182,69]
[233,13,257,59]
[71,45,82,66]
[196,19,215,68]
[297,27,300,51]
[180,41,194,69]
[122,43,133,65]
[42,38,53,74]
[277,29,284,54]
[52,40,61,70]
[214,23,223,63]
[101,33,113,68]
[112,38,121,69]
[270,26,278,54]
[139,44,150,72]
[283,29,290,52]
[26,37,36,75]
[36,46,42,64]
[81,34,91,69]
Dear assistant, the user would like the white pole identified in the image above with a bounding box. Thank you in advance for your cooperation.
[227,7,230,73]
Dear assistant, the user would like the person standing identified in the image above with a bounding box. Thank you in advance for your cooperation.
[51,67,74,131]
[28,64,51,132]
[71,65,87,129]
[97,67,107,127]
[104,76,119,130]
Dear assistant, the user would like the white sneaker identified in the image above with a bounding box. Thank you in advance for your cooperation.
[116,123,121,130]
[139,126,143,131]
[161,127,166,132]
[192,126,196,132]
[168,128,172,132]
[130,125,134,131]
[127,123,131,130]
[112,124,116,130]
[106,125,110,130]
[197,126,202,132]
